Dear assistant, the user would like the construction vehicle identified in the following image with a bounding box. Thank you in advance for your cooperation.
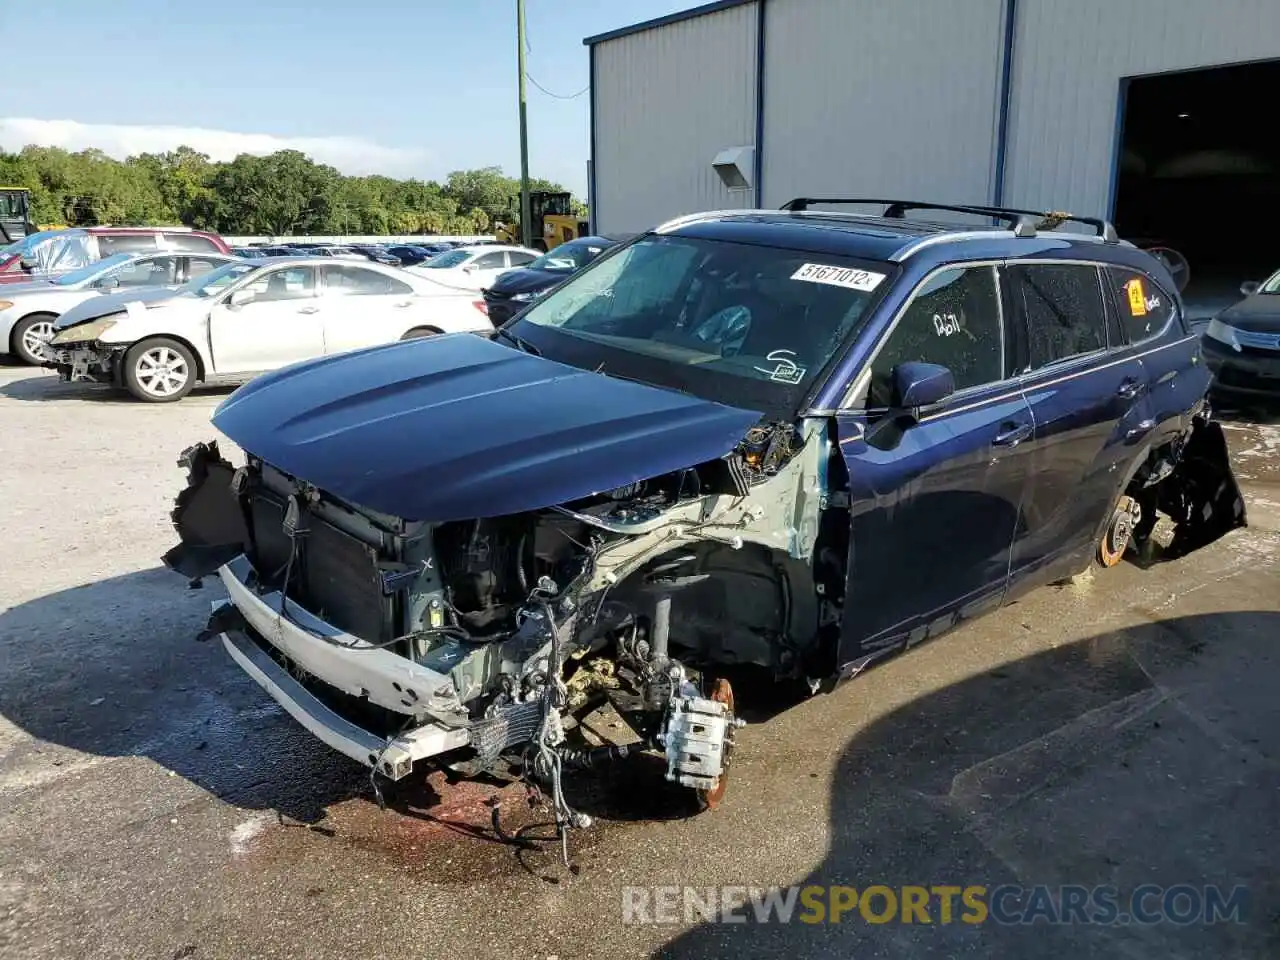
[494,191,588,252]
[0,188,37,244]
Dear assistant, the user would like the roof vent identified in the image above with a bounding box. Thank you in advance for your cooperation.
[712,146,755,191]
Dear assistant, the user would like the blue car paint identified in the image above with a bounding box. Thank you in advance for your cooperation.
[207,209,1224,676]
[804,229,1206,667]
[211,333,762,523]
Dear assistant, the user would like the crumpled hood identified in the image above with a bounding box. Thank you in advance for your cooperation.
[213,334,762,522]
[54,286,183,329]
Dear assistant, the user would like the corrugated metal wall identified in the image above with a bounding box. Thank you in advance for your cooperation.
[760,0,1006,211]
[1004,0,1280,217]
[591,3,759,234]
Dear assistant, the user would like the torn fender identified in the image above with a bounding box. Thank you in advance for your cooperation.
[161,441,250,579]
[1160,418,1247,559]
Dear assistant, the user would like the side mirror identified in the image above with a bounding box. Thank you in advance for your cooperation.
[891,361,955,410]
[462,265,475,274]
[96,276,120,291]
[20,257,37,272]
[227,289,255,308]
[1240,280,1260,296]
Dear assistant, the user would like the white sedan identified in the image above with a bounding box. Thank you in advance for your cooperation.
[406,244,539,291]
[0,251,237,364]
[46,257,494,402]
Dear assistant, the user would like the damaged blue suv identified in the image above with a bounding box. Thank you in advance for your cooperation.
[167,199,1245,830]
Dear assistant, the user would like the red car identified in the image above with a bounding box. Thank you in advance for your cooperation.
[0,227,231,284]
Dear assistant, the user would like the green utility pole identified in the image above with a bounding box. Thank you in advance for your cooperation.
[517,0,532,249]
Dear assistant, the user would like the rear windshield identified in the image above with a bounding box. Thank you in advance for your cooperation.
[512,234,892,415]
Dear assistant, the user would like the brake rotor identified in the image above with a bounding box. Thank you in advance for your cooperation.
[1098,495,1141,568]
[697,678,735,811]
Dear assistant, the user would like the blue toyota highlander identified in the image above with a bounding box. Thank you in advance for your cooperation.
[167,199,1246,828]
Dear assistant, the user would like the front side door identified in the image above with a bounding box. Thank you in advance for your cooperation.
[207,265,323,373]
[1005,262,1153,583]
[837,264,1035,668]
[318,264,417,354]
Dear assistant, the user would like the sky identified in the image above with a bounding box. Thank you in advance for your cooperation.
[0,0,696,199]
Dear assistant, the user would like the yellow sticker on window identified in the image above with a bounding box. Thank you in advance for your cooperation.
[1126,278,1147,317]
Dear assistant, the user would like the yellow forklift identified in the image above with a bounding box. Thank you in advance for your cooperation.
[0,187,37,244]
[494,191,588,251]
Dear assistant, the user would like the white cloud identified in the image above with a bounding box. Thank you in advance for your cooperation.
[0,117,434,178]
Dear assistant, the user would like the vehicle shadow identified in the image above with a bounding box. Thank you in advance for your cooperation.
[0,372,237,403]
[0,567,798,836]
[0,567,367,823]
[654,610,1280,958]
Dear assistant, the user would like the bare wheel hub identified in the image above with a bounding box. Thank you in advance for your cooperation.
[1099,495,1141,567]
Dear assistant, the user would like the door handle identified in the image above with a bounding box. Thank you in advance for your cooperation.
[1116,378,1145,400]
[297,306,320,315]
[992,422,1033,448]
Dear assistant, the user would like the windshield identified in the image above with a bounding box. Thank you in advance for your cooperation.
[512,234,891,414]
[421,249,470,269]
[0,230,65,260]
[181,261,261,298]
[528,239,606,273]
[52,253,134,286]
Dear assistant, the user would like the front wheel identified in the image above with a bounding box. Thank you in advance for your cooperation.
[12,313,58,365]
[123,338,196,402]
[400,326,442,340]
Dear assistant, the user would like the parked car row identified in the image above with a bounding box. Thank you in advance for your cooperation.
[44,256,496,401]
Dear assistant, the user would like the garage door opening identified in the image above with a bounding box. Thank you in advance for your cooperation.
[1113,59,1279,321]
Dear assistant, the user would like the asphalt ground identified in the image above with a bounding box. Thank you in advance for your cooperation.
[1,366,1278,959]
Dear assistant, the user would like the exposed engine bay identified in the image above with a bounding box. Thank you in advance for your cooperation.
[166,406,1244,863]
[166,419,827,855]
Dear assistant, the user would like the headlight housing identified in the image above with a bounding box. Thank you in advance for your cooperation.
[51,317,118,345]
[510,288,550,303]
[1204,318,1242,352]
[0,300,14,311]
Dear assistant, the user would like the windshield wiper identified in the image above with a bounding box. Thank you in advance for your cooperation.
[493,326,541,356]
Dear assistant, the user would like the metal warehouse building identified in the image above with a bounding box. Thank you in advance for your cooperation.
[585,0,1279,295]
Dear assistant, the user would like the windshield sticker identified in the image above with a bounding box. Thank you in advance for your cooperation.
[753,349,806,384]
[1126,278,1148,317]
[791,263,885,292]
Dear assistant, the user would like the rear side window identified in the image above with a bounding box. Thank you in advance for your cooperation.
[867,265,1004,406]
[1008,264,1108,370]
[165,233,220,253]
[322,265,412,296]
[96,234,157,255]
[508,251,537,267]
[1104,267,1176,344]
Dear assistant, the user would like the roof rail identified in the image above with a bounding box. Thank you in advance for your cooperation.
[779,198,1119,243]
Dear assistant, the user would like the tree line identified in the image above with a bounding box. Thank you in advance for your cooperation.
[0,145,583,236]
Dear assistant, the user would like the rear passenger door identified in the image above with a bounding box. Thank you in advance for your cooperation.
[318,265,418,354]
[1102,266,1203,452]
[837,265,1035,667]
[1005,262,1153,583]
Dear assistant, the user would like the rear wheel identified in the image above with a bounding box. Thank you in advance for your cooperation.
[12,313,58,365]
[123,338,196,402]
[1098,495,1141,567]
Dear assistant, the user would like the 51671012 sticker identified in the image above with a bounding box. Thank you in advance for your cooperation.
[791,263,885,292]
